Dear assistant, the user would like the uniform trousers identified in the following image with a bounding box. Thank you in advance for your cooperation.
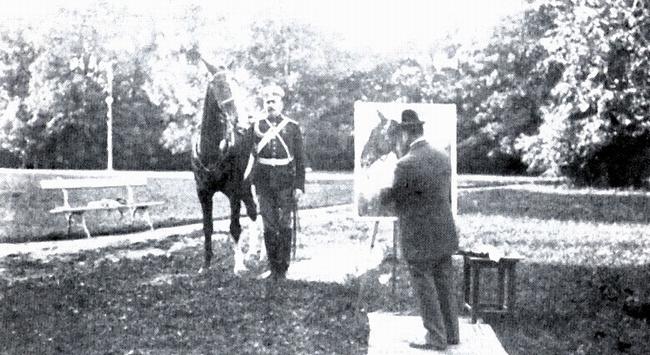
[257,186,294,276]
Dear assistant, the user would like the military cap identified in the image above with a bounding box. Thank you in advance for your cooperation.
[261,84,285,100]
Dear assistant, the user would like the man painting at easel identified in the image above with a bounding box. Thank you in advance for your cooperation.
[380,109,459,351]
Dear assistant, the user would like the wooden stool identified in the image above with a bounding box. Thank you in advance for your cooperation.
[461,255,522,323]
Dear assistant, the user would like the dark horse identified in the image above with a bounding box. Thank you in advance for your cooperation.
[360,109,401,168]
[191,59,258,271]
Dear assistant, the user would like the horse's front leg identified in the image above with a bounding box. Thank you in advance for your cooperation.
[242,182,258,221]
[244,184,264,260]
[229,195,246,274]
[198,188,214,271]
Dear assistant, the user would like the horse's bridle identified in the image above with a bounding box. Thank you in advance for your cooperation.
[219,97,234,106]
[193,73,240,173]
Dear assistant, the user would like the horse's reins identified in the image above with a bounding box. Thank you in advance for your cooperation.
[192,140,217,173]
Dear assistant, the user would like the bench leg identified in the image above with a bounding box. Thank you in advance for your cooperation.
[66,212,91,238]
[134,207,154,231]
[117,208,127,222]
[143,208,154,231]
[79,213,91,238]
[66,213,73,237]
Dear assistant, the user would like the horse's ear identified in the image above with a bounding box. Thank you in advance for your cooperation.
[377,110,388,123]
[201,57,219,75]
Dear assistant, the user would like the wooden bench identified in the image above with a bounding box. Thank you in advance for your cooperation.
[457,250,523,323]
[40,177,164,238]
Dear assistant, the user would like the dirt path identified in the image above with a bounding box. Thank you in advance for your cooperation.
[0,204,394,285]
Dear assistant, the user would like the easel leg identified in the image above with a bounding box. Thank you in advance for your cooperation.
[391,220,398,297]
[356,221,381,315]
[370,221,379,248]
[463,256,471,311]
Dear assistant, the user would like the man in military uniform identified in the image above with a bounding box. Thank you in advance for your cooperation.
[250,84,305,281]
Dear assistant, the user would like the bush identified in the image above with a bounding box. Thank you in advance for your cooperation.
[563,133,650,188]
[458,134,528,175]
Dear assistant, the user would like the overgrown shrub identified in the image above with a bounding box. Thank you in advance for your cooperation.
[562,133,650,188]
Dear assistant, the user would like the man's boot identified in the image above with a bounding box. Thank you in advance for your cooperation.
[277,227,292,278]
[264,230,280,278]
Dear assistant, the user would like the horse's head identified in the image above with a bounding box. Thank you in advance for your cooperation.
[360,110,400,168]
[208,67,241,129]
[197,60,248,163]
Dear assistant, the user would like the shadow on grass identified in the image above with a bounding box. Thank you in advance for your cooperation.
[0,236,368,355]
[352,256,650,355]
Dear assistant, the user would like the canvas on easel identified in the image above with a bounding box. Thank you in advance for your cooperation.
[354,101,457,220]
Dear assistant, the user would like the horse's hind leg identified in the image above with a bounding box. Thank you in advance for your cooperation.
[198,189,214,270]
[229,195,247,274]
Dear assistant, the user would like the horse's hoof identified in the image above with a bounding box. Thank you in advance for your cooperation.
[233,264,248,276]
[199,264,210,274]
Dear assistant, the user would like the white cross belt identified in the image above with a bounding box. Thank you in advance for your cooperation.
[257,157,293,166]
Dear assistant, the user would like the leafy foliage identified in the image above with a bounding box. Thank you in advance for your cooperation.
[516,0,650,186]
[2,0,650,185]
[451,3,563,175]
[0,4,188,170]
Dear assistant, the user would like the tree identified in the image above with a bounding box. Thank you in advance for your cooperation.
[0,26,41,167]
[229,18,360,169]
[516,0,650,187]
[450,2,562,174]
[0,2,195,170]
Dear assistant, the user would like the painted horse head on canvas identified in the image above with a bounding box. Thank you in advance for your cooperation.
[191,57,258,271]
[360,110,400,168]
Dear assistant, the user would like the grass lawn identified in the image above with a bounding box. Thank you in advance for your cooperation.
[358,187,650,355]
[2,171,649,354]
[0,234,368,355]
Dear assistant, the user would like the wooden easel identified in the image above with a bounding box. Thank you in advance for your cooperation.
[357,219,399,314]
[367,219,399,296]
